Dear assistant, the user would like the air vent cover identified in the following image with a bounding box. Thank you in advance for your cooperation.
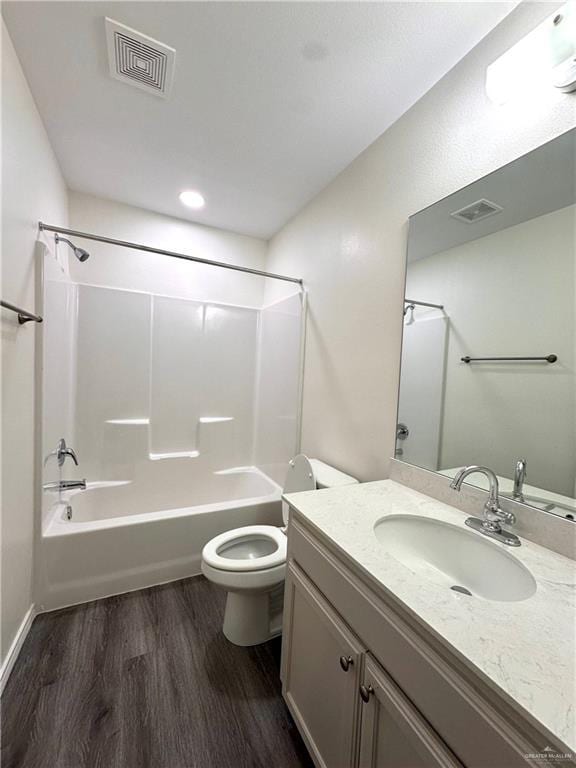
[450,199,503,224]
[105,18,175,98]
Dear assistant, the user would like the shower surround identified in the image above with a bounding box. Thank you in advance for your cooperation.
[39,251,304,610]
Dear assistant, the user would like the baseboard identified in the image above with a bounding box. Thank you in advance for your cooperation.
[0,604,36,696]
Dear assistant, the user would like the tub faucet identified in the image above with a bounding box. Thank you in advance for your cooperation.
[43,479,87,492]
[513,458,527,502]
[450,465,520,547]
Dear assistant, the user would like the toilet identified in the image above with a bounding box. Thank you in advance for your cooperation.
[201,454,358,646]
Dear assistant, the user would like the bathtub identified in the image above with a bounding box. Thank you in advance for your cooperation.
[39,467,283,611]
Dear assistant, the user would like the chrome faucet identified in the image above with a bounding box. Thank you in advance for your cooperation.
[450,466,520,547]
[44,438,79,467]
[513,458,527,502]
[43,479,87,492]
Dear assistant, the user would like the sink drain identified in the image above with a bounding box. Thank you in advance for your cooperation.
[450,585,472,596]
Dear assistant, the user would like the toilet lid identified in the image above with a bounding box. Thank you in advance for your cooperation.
[282,454,316,524]
[283,454,317,495]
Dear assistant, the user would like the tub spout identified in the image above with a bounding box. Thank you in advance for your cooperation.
[43,479,87,492]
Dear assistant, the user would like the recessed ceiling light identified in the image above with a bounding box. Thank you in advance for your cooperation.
[179,190,205,209]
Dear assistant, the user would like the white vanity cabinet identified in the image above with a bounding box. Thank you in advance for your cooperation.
[283,560,461,768]
[282,563,365,768]
[358,655,461,768]
[281,512,573,768]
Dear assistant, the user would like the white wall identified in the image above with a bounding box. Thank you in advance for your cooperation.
[406,205,575,497]
[264,3,576,483]
[1,22,68,666]
[68,191,268,308]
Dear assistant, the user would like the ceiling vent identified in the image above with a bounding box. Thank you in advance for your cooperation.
[450,199,503,224]
[105,18,176,98]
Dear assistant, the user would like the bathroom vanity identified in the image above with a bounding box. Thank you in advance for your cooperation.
[280,481,575,768]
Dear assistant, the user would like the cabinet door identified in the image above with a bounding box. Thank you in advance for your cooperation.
[358,655,462,768]
[282,562,365,768]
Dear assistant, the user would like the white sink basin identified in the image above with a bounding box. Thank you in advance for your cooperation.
[374,515,536,602]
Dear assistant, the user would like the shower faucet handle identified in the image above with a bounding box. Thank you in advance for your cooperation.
[44,438,79,467]
[61,444,79,466]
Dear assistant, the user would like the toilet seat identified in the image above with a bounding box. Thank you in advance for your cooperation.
[202,525,286,572]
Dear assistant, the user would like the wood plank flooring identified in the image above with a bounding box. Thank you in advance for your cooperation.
[1,576,314,768]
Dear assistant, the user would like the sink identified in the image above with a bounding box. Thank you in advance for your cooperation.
[373,515,536,602]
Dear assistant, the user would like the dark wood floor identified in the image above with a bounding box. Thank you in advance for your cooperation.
[1,576,313,768]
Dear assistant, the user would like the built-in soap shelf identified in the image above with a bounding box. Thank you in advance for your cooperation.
[105,419,150,426]
[106,416,233,427]
[213,465,253,475]
[199,417,234,424]
[104,415,235,462]
[149,451,200,461]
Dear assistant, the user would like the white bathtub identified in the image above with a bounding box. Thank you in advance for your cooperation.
[39,467,283,611]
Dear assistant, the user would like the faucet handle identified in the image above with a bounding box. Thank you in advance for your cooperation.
[484,500,516,526]
[483,499,504,523]
[498,508,516,526]
[62,446,79,466]
[53,438,79,466]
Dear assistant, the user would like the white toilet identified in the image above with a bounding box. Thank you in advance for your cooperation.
[201,454,358,646]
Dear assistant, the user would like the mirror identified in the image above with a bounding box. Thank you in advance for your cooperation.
[398,129,575,520]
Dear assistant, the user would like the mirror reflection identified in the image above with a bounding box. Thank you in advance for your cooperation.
[398,129,576,520]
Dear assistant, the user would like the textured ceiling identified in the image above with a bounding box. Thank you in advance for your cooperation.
[3,2,518,238]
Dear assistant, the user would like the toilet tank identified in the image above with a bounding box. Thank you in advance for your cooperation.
[308,459,358,489]
[282,455,358,526]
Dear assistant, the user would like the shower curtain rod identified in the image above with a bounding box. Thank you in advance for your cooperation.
[38,222,303,286]
[404,298,444,310]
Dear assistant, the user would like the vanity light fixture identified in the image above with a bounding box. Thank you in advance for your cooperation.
[486,2,576,105]
[179,189,206,209]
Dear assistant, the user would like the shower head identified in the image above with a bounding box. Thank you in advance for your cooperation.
[55,234,90,262]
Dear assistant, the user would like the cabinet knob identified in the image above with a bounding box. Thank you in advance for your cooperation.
[339,655,353,672]
[359,684,374,703]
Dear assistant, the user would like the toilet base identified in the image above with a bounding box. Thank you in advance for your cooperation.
[201,553,286,646]
[223,586,284,646]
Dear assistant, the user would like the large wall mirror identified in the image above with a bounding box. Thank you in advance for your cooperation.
[397,129,575,520]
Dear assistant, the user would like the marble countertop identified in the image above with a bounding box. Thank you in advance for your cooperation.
[284,479,576,752]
